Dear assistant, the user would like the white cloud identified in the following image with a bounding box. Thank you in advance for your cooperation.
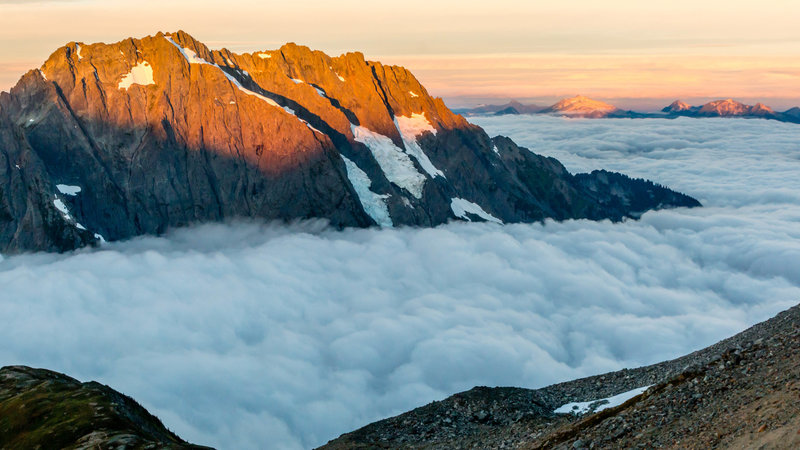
[1,116,799,449]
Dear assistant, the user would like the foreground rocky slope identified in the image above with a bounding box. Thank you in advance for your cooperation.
[0,31,698,253]
[3,306,797,448]
[0,365,208,449]
[320,303,800,449]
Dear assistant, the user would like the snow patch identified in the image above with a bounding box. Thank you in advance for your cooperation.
[394,113,444,178]
[301,121,324,135]
[351,124,427,198]
[555,386,652,415]
[492,145,500,154]
[14,165,20,170]
[38,69,47,81]
[313,86,326,97]
[336,72,346,82]
[165,36,212,65]
[291,78,304,84]
[341,155,392,227]
[118,61,155,90]
[258,53,272,59]
[53,197,71,218]
[56,184,82,196]
[94,233,107,243]
[409,91,419,98]
[75,44,82,61]
[450,198,502,224]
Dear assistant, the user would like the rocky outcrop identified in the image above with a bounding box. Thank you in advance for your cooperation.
[0,365,209,449]
[0,31,699,253]
[319,303,800,449]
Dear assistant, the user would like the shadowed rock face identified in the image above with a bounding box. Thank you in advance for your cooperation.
[0,31,699,253]
[0,365,210,449]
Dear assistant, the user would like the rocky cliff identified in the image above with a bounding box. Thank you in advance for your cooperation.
[0,31,699,253]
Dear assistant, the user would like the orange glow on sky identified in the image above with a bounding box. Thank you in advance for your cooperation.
[1,0,798,109]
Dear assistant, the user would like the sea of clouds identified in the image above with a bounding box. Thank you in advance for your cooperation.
[1,116,799,449]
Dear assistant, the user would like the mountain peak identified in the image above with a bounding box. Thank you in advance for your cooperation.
[699,99,753,116]
[542,95,619,117]
[749,102,774,115]
[662,100,693,113]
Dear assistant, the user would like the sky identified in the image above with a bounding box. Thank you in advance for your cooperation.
[1,0,799,109]
[2,115,799,449]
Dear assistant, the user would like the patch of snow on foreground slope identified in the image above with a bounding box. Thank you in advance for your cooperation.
[555,385,652,415]
[341,156,392,227]
[451,197,502,224]
[118,61,155,90]
[394,113,445,178]
[351,124,427,198]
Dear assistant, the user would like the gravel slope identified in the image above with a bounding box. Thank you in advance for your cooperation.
[320,303,800,449]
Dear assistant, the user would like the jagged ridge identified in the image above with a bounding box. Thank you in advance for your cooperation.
[0,31,699,253]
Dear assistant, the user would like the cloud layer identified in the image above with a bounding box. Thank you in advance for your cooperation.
[2,116,799,449]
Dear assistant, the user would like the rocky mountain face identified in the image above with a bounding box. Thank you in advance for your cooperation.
[0,365,208,449]
[0,31,699,253]
[320,303,800,449]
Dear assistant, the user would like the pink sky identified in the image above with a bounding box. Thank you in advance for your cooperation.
[1,0,799,109]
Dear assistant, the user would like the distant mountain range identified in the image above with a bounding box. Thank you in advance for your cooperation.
[459,96,800,123]
[0,31,699,253]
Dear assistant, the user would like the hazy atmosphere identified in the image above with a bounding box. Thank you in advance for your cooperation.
[2,116,798,449]
[2,0,799,109]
